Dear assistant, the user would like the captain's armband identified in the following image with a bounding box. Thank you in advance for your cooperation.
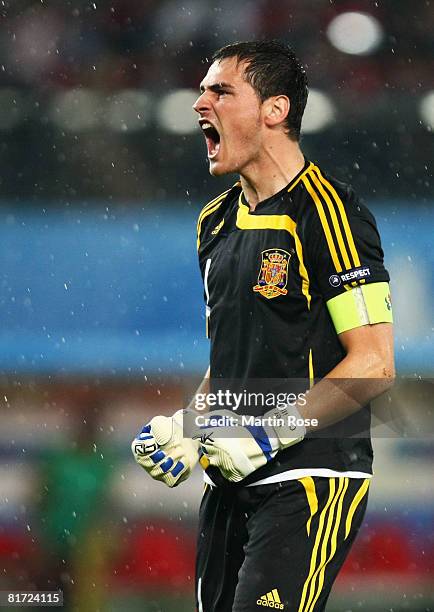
[326,282,393,334]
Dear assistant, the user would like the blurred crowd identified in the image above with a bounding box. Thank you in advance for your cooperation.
[0,0,432,202]
[0,379,199,611]
[1,0,432,93]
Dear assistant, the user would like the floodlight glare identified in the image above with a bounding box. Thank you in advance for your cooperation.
[419,91,434,130]
[158,89,199,134]
[105,90,151,133]
[51,88,101,132]
[327,12,383,55]
[302,89,335,134]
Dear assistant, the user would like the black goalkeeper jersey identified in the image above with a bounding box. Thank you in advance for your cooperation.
[196,160,390,481]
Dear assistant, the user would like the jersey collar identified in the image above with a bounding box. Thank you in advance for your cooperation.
[239,160,313,212]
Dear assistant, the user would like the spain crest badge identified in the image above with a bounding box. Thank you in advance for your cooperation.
[253,248,291,299]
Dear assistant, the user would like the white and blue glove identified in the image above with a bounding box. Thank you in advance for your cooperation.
[131,410,200,488]
[199,406,305,483]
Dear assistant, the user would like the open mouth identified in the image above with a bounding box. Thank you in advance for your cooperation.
[201,122,221,159]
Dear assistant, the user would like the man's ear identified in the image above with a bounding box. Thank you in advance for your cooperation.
[263,95,290,128]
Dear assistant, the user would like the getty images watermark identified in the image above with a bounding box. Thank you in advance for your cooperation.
[181,378,434,439]
[194,389,308,411]
[191,388,318,430]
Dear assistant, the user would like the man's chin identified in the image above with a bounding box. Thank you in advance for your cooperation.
[208,159,231,176]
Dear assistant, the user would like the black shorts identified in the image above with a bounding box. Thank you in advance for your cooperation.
[196,476,369,612]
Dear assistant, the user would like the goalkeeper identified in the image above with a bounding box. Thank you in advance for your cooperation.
[132,40,395,612]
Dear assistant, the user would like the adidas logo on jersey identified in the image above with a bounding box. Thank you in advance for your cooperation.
[211,219,224,235]
[256,588,284,609]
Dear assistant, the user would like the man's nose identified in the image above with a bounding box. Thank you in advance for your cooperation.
[193,91,210,114]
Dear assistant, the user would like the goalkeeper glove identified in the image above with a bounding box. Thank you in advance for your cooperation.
[199,406,305,483]
[131,410,200,488]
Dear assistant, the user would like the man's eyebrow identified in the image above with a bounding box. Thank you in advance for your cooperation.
[199,82,235,93]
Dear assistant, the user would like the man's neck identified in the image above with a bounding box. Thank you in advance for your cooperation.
[240,141,305,211]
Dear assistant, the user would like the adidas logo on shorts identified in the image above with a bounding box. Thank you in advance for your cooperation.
[256,588,284,609]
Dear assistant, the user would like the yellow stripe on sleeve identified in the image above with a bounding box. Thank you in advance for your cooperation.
[196,184,241,249]
[196,193,226,232]
[197,201,224,250]
[312,165,361,268]
[302,175,343,274]
[197,188,230,224]
[308,169,352,270]
[287,161,314,193]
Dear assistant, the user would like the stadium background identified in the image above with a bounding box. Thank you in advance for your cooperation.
[0,1,433,610]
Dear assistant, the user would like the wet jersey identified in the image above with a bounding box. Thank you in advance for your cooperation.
[196,160,390,482]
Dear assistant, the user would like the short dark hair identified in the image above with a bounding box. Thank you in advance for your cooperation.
[212,40,308,141]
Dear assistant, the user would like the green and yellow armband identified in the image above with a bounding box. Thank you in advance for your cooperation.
[326,282,393,334]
